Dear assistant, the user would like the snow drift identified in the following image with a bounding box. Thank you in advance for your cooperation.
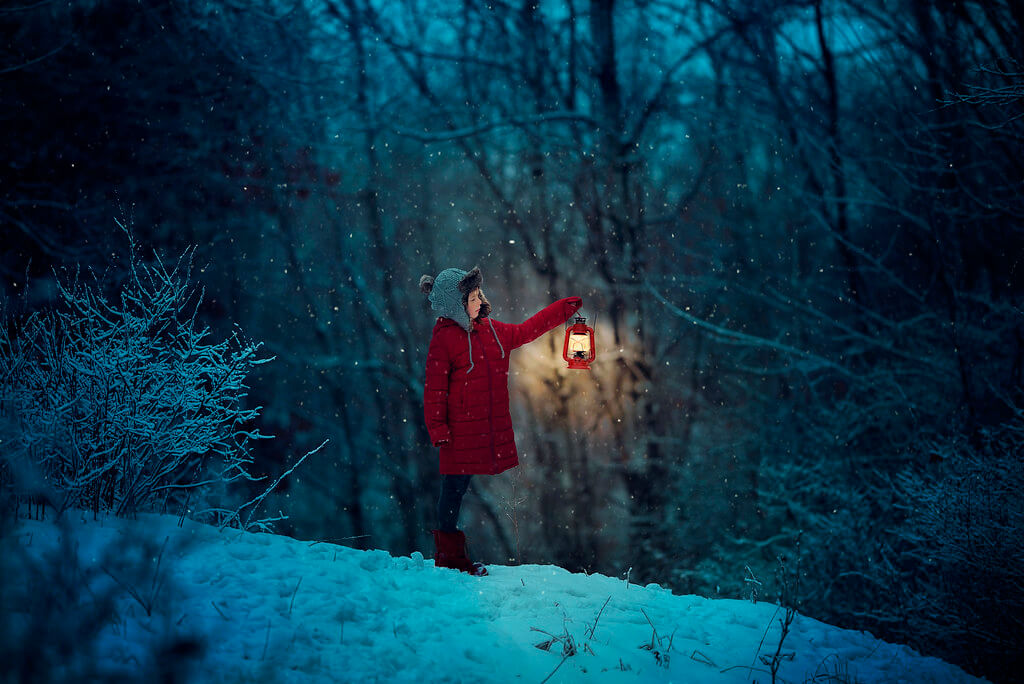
[2,513,985,683]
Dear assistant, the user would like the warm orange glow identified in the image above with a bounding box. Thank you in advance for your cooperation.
[569,332,591,356]
[511,317,628,430]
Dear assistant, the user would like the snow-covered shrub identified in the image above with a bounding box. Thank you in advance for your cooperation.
[891,406,1024,679]
[0,237,279,523]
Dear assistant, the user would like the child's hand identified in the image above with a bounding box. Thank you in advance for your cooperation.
[566,297,583,315]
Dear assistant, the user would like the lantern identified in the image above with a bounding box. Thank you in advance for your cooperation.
[562,316,596,370]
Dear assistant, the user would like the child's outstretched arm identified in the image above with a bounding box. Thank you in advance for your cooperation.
[501,297,583,350]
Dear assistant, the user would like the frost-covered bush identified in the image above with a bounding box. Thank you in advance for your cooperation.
[763,400,1024,683]
[891,407,1024,680]
[0,238,278,523]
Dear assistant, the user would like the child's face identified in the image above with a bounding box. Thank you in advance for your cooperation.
[466,288,483,320]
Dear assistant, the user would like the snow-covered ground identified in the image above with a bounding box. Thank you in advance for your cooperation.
[5,513,985,683]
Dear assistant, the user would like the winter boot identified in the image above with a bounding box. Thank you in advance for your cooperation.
[432,529,488,576]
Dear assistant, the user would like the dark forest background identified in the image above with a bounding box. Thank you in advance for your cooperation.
[2,0,1022,681]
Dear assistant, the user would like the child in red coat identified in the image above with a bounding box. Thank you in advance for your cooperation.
[419,266,582,575]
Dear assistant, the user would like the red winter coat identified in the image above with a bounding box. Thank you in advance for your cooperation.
[423,297,583,475]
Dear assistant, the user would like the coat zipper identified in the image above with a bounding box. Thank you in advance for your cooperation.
[481,328,497,473]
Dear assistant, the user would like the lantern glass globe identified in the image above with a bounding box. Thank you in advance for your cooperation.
[570,333,590,358]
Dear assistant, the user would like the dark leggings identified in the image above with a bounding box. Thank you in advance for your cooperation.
[437,474,472,533]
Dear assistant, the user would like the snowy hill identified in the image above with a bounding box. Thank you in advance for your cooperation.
[5,513,985,684]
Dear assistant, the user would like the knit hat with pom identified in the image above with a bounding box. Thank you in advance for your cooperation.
[419,266,483,332]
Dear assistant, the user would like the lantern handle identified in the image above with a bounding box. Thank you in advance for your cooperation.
[564,308,597,330]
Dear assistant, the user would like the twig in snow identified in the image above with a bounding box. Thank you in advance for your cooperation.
[762,538,802,683]
[226,439,327,531]
[809,653,856,683]
[288,577,303,617]
[586,596,612,640]
[261,619,271,661]
[721,664,774,677]
[539,655,570,684]
[640,607,660,643]
[749,604,783,681]
[308,535,370,547]
[530,626,577,657]
[638,608,673,668]
[101,535,169,616]
[211,601,229,620]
